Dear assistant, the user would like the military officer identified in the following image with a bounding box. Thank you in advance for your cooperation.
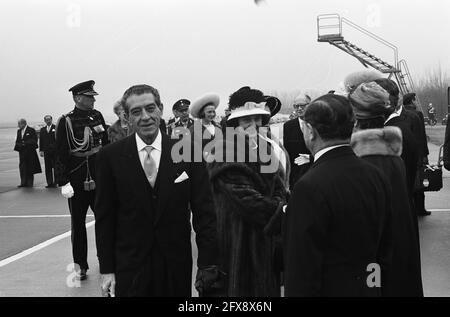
[167,99,194,137]
[55,80,109,280]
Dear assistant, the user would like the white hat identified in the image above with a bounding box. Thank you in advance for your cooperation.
[227,101,271,124]
[190,93,220,118]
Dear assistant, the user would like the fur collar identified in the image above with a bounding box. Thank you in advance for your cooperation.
[351,126,403,157]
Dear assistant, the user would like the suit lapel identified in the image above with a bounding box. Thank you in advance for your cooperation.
[154,133,176,226]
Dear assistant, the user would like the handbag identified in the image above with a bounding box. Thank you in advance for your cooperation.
[417,145,444,192]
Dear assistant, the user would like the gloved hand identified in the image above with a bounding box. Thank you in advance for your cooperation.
[61,183,74,199]
[294,154,310,166]
[195,266,221,296]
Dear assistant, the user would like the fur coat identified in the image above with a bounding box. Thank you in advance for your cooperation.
[206,137,287,297]
[351,127,423,297]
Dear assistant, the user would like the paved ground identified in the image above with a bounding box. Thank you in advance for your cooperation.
[0,127,449,297]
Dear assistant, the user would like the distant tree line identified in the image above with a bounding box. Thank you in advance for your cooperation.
[415,64,450,120]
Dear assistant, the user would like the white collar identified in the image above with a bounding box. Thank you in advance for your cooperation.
[385,106,403,124]
[314,144,349,162]
[22,125,28,131]
[135,131,162,152]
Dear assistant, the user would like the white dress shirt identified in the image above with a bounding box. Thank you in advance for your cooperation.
[385,106,403,124]
[314,144,349,162]
[136,132,162,176]
[21,125,28,138]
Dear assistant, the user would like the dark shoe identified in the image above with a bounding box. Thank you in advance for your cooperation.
[418,210,431,216]
[45,185,51,188]
[17,185,25,188]
[76,269,87,281]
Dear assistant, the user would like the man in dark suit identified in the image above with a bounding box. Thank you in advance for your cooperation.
[14,119,42,187]
[283,94,312,190]
[284,94,393,297]
[39,115,57,188]
[378,80,420,211]
[403,93,431,216]
[95,84,219,297]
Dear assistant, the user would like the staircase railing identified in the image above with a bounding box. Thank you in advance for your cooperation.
[317,14,399,71]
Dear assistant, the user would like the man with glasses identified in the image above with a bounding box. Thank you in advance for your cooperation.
[283,94,312,190]
[55,80,109,281]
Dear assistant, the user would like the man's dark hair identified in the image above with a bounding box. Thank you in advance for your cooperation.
[303,94,355,141]
[403,92,416,106]
[228,86,265,109]
[374,78,400,108]
[121,84,162,114]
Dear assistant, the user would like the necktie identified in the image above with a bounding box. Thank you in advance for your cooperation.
[144,145,157,187]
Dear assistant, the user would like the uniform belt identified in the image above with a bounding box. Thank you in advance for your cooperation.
[71,146,101,157]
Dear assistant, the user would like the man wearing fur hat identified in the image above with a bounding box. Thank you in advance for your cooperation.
[349,82,423,296]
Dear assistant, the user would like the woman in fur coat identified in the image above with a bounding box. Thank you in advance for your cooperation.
[349,82,423,297]
[205,88,287,297]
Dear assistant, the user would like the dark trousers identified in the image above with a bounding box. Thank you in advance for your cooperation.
[115,245,172,297]
[19,153,34,187]
[414,191,426,214]
[44,152,55,186]
[68,189,95,270]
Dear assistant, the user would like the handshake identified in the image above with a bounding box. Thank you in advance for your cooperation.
[195,265,225,297]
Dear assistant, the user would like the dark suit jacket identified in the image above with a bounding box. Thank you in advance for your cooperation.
[14,126,42,174]
[385,110,420,194]
[39,124,56,153]
[160,119,167,134]
[284,146,393,297]
[95,132,218,296]
[282,118,311,189]
[402,108,429,159]
[444,119,450,171]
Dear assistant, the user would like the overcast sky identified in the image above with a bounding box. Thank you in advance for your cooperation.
[1,0,449,124]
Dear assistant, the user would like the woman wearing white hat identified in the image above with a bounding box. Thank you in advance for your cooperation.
[189,93,222,159]
[205,87,287,297]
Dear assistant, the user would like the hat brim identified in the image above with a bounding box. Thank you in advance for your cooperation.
[191,93,220,118]
[174,105,190,111]
[227,108,271,124]
[77,91,98,96]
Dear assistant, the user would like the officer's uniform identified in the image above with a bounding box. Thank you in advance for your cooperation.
[55,80,109,272]
[167,99,194,137]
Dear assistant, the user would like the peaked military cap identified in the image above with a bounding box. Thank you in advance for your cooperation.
[69,80,98,96]
[173,99,191,111]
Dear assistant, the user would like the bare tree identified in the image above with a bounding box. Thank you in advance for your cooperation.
[416,63,450,120]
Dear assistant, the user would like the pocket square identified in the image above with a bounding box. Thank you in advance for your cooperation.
[174,171,189,183]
